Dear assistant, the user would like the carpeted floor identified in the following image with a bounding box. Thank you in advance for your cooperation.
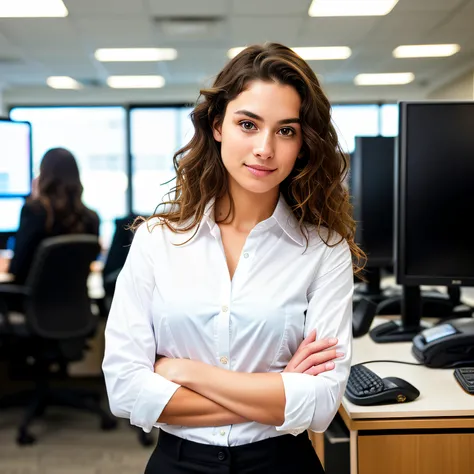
[0,407,155,474]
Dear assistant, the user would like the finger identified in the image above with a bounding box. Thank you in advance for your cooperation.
[296,349,343,374]
[291,337,338,370]
[304,361,335,376]
[286,331,317,371]
[295,329,317,355]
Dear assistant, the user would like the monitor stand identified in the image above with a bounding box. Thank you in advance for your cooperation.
[354,268,386,302]
[369,319,430,343]
[370,285,430,343]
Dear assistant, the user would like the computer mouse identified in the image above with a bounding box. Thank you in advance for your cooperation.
[384,377,420,402]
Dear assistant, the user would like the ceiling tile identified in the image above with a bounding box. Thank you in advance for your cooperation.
[230,17,304,46]
[147,0,229,17]
[298,17,380,46]
[0,19,79,50]
[100,62,164,76]
[394,0,466,12]
[0,31,22,59]
[64,0,148,17]
[231,0,311,16]
[358,12,448,45]
[74,18,155,48]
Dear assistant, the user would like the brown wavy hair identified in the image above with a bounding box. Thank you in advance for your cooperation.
[32,147,92,233]
[139,42,366,275]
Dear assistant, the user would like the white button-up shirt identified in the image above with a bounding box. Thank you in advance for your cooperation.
[102,194,353,446]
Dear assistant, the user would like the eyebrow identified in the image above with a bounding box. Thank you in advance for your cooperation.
[234,109,300,125]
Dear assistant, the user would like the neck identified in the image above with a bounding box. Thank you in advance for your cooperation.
[215,179,280,233]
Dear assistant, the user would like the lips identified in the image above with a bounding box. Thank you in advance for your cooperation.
[246,164,276,171]
[244,164,276,177]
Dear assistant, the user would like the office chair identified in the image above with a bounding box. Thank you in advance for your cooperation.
[0,235,117,445]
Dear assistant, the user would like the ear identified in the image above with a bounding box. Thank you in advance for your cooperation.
[212,117,222,142]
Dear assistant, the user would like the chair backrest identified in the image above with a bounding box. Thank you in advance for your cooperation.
[24,234,100,339]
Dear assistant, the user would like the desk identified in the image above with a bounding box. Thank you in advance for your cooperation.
[0,261,104,298]
[335,317,474,474]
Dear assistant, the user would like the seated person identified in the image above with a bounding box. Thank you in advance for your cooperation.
[8,147,100,286]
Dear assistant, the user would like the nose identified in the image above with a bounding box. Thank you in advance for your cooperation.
[252,131,274,160]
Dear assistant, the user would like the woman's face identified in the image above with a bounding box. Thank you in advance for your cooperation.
[213,80,303,196]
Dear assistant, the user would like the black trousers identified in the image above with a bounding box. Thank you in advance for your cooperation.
[144,430,325,474]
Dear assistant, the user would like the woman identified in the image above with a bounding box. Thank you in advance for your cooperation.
[9,147,100,284]
[103,43,365,473]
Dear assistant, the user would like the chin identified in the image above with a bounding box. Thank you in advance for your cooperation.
[239,179,279,195]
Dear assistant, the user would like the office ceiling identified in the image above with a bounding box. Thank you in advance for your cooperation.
[0,0,473,103]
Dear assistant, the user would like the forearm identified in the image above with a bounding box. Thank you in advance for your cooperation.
[158,386,249,427]
[178,362,285,426]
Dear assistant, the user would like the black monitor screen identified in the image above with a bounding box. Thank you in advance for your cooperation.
[0,196,24,233]
[0,119,32,196]
[401,102,474,284]
[352,136,395,266]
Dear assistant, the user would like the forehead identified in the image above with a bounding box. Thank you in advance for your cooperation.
[227,80,301,117]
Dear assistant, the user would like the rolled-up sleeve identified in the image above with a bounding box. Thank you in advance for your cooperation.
[276,239,353,434]
[102,221,180,433]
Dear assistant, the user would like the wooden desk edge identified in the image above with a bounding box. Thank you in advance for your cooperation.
[339,405,474,431]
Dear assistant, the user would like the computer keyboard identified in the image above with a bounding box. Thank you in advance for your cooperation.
[345,364,420,406]
[346,364,384,398]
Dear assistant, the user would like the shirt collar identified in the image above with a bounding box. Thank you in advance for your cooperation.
[195,193,305,247]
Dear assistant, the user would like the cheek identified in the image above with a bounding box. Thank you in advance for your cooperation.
[279,141,301,167]
[221,129,249,162]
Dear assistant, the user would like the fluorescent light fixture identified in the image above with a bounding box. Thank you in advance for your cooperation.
[227,47,246,59]
[95,48,177,62]
[393,44,460,58]
[309,0,399,17]
[293,46,351,60]
[354,72,415,86]
[228,46,351,60]
[106,76,165,89]
[0,0,68,17]
[46,76,82,90]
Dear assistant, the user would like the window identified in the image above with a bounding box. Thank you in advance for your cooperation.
[9,107,127,249]
[331,105,380,153]
[129,107,193,216]
[380,104,399,137]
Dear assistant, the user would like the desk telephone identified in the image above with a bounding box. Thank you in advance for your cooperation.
[412,317,474,368]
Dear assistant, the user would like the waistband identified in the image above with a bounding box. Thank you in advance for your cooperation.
[157,429,311,465]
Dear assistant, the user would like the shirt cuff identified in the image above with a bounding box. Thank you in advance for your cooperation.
[275,373,316,435]
[130,371,181,433]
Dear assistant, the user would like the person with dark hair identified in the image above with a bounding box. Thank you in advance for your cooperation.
[103,43,366,473]
[9,147,100,284]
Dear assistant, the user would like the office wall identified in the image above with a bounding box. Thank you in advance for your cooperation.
[427,71,474,100]
[0,86,5,116]
[2,81,428,108]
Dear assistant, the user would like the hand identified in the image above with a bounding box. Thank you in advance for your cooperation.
[283,329,343,376]
[154,357,185,384]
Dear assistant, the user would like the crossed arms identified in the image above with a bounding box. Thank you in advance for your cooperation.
[156,331,342,427]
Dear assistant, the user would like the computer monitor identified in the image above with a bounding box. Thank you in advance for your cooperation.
[370,101,474,343]
[351,136,395,295]
[0,196,25,249]
[0,118,32,196]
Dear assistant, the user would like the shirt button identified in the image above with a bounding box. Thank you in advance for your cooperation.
[217,451,226,461]
[243,252,249,258]
[220,356,228,365]
[222,305,228,312]
[220,430,226,436]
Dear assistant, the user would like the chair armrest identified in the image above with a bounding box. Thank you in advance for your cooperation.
[0,284,31,297]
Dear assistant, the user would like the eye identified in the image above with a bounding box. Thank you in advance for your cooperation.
[239,120,257,131]
[279,127,295,137]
